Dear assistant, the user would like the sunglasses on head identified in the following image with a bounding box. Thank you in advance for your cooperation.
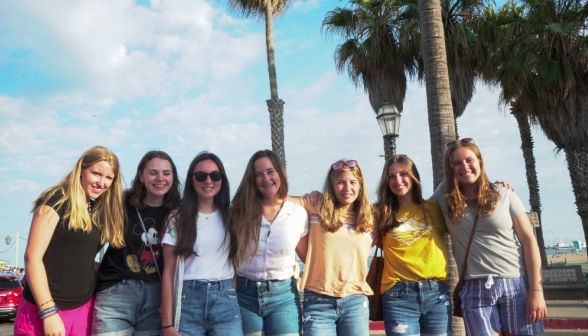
[193,171,223,182]
[331,160,359,171]
[446,137,475,148]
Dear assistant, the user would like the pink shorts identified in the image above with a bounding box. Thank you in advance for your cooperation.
[14,297,95,336]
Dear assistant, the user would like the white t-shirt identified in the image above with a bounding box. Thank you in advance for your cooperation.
[236,201,308,281]
[162,210,234,281]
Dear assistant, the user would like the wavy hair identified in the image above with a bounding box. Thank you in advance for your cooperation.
[443,141,500,223]
[127,150,182,233]
[375,155,429,235]
[172,152,234,260]
[230,150,288,267]
[318,159,373,233]
[33,146,125,248]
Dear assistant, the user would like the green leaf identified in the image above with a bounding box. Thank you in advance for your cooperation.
[549,22,575,36]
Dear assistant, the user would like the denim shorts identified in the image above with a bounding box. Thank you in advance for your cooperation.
[459,277,545,336]
[302,290,369,336]
[91,279,161,336]
[236,276,300,336]
[179,278,243,336]
[382,280,451,336]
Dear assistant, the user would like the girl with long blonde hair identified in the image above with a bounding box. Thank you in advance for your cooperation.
[300,159,373,336]
[15,146,125,336]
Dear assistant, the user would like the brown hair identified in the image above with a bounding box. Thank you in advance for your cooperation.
[443,141,500,223]
[230,150,288,267]
[375,155,429,235]
[172,152,233,259]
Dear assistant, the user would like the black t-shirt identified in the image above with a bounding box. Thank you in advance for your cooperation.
[23,191,102,309]
[96,197,169,291]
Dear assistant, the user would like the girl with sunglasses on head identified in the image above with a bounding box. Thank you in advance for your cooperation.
[92,151,181,336]
[374,155,451,336]
[160,152,242,336]
[230,149,309,336]
[15,146,125,336]
[299,159,374,336]
[431,138,546,336]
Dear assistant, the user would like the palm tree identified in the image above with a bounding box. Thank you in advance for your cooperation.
[488,0,588,252]
[227,0,289,165]
[477,1,549,266]
[417,0,464,333]
[322,0,418,113]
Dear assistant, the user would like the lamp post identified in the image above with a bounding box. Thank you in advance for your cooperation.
[376,100,401,161]
[5,233,20,268]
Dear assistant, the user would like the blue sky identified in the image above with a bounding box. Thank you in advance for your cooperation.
[0,0,582,267]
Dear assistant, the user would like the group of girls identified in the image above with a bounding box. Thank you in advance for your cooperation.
[15,139,547,336]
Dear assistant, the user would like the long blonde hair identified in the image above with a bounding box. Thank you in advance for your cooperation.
[443,141,499,223]
[230,150,288,267]
[318,159,373,233]
[33,146,125,248]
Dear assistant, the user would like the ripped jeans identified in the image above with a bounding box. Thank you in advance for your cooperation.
[382,280,452,336]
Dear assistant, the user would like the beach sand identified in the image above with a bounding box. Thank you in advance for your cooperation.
[548,252,588,273]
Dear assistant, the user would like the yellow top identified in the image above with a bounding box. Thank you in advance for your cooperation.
[380,200,448,293]
[302,213,373,297]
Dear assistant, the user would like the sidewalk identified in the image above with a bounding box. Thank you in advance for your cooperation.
[369,299,588,335]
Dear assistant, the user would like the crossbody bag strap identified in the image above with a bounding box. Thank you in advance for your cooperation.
[135,207,162,280]
[459,214,479,281]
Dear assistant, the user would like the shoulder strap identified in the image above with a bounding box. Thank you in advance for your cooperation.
[459,214,479,281]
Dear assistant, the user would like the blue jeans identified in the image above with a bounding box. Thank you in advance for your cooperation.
[179,279,243,336]
[236,276,300,336]
[302,290,369,336]
[92,279,161,336]
[382,280,451,336]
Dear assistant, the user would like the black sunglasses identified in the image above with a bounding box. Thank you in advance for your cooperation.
[193,171,223,182]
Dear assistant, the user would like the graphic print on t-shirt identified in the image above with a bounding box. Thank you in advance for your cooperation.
[386,216,432,246]
[126,217,161,274]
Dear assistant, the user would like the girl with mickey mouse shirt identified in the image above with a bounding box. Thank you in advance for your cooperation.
[92,151,182,336]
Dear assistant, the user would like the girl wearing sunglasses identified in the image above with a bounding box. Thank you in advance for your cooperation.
[160,152,242,336]
[92,151,181,336]
[374,155,451,336]
[15,146,125,336]
[299,159,374,336]
[431,139,546,336]
[230,149,309,336]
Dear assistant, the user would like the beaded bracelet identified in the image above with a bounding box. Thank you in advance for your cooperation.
[40,311,58,320]
[39,306,59,318]
[38,299,54,310]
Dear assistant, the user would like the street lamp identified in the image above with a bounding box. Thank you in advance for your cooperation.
[5,233,20,268]
[376,99,401,161]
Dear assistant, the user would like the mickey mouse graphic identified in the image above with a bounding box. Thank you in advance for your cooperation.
[126,217,162,274]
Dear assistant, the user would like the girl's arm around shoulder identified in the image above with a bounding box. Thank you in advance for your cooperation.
[512,212,547,323]
[287,194,318,214]
[25,205,65,336]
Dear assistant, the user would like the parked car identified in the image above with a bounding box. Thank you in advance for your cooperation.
[0,273,22,319]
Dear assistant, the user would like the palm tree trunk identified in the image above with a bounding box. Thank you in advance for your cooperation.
[264,1,286,166]
[564,147,588,261]
[417,0,461,334]
[510,101,548,266]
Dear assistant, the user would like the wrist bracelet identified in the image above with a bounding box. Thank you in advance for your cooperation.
[162,325,173,329]
[531,288,543,291]
[38,299,54,310]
